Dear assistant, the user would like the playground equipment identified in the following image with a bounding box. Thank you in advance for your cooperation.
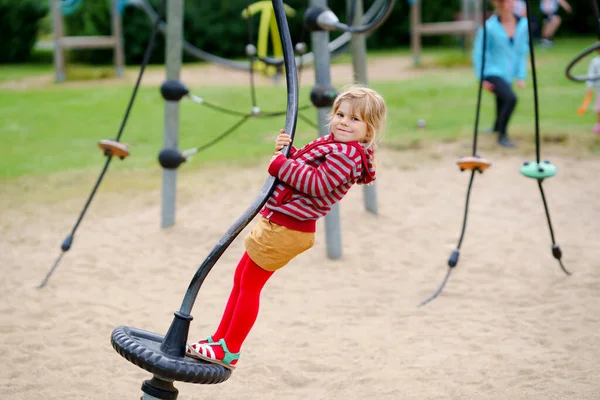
[565,0,600,82]
[409,0,482,67]
[38,0,165,289]
[155,0,393,259]
[109,2,396,398]
[110,1,299,397]
[347,0,378,215]
[419,0,571,307]
[131,0,385,73]
[302,0,394,257]
[242,1,297,77]
[50,0,125,83]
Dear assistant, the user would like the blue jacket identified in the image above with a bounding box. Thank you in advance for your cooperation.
[472,14,530,84]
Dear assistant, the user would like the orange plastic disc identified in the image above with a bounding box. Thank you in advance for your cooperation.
[98,139,129,159]
[457,156,491,173]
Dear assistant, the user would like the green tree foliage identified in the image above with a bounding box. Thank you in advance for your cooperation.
[0,0,49,63]
[60,0,596,66]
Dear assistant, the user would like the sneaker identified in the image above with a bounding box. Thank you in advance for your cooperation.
[498,135,517,148]
[540,38,554,48]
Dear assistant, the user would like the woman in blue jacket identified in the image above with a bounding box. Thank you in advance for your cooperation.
[472,0,529,148]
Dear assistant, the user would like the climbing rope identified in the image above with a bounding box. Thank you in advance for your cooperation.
[419,0,570,307]
[38,0,168,289]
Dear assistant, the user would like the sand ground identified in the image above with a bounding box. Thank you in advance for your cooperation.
[1,55,600,400]
[1,142,599,399]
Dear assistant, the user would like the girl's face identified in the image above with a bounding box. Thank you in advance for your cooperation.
[331,101,368,143]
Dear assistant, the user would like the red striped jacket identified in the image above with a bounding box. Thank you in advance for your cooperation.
[259,133,376,233]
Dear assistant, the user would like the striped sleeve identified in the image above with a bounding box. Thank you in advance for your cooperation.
[277,148,359,197]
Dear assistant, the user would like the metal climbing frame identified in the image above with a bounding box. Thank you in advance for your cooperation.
[50,0,125,83]
[409,0,482,67]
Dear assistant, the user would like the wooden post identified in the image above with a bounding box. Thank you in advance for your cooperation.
[410,0,421,67]
[111,0,125,78]
[51,0,66,83]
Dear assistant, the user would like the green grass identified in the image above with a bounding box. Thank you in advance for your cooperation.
[1,37,598,181]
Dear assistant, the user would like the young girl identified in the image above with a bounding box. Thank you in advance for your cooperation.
[472,0,529,148]
[185,85,387,370]
[577,50,600,134]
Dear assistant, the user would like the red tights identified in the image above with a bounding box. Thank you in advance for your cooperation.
[210,252,274,355]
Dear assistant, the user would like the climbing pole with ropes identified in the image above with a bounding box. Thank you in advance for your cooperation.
[38,0,168,289]
[109,0,299,396]
[419,0,571,308]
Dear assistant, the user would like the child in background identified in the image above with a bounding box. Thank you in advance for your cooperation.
[185,85,387,370]
[577,51,600,134]
[540,0,572,47]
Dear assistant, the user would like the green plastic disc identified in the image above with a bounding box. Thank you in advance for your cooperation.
[520,161,557,179]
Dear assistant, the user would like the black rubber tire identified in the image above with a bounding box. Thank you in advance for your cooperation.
[111,326,232,384]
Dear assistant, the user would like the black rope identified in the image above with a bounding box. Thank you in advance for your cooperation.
[181,103,314,157]
[524,0,571,276]
[178,0,299,315]
[524,0,541,163]
[177,2,318,147]
[417,269,452,308]
[196,99,252,117]
[418,1,487,306]
[38,0,167,289]
[183,115,251,156]
[537,180,571,275]
[181,1,317,147]
[298,111,319,129]
[419,0,572,301]
[456,171,477,250]
[261,103,312,117]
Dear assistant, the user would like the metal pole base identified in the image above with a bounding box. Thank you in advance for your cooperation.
[141,377,179,400]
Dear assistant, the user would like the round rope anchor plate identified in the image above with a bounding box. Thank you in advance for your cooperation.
[565,41,600,83]
[98,139,129,159]
[111,326,232,384]
[520,160,557,179]
[457,156,491,173]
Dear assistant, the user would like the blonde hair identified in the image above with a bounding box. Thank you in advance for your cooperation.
[327,84,387,151]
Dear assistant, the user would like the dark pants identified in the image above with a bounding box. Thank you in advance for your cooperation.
[485,76,517,137]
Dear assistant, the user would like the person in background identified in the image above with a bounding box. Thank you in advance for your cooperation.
[540,0,572,47]
[472,0,530,148]
[576,50,600,134]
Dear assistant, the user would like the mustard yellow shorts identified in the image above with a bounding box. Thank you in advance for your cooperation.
[244,216,315,271]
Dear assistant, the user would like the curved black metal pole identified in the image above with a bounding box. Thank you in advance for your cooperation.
[565,41,600,83]
[565,0,600,82]
[178,0,299,316]
[131,0,384,70]
[332,0,395,34]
